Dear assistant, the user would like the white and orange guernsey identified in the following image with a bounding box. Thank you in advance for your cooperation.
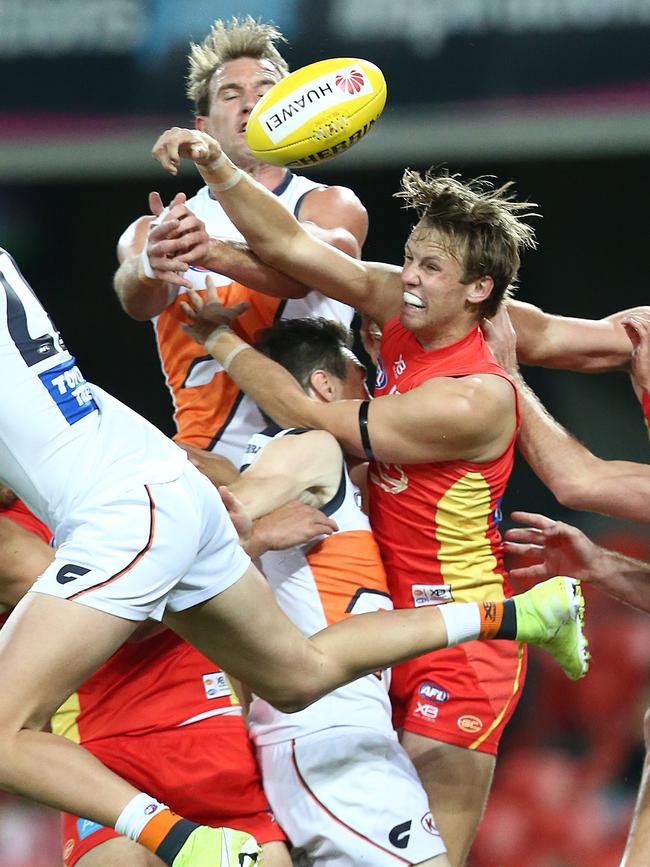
[153,175,353,465]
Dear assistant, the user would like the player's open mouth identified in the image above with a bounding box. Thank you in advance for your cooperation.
[403,291,426,309]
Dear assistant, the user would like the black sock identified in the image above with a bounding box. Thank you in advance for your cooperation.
[156,819,200,866]
[495,598,517,640]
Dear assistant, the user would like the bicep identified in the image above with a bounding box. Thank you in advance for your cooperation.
[230,431,343,517]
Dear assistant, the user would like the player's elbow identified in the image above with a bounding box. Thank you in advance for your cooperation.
[551,474,597,512]
[257,683,318,714]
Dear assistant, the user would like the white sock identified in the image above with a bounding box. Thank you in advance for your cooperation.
[438,602,481,647]
[115,793,169,841]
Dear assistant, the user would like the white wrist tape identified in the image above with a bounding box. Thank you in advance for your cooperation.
[139,245,157,280]
[204,151,228,173]
[209,169,243,192]
[221,342,251,373]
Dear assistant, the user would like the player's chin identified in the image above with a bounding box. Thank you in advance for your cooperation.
[400,303,428,328]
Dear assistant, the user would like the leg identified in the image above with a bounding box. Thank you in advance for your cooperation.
[401,733,495,867]
[620,708,650,867]
[258,841,292,867]
[0,592,140,823]
[165,563,451,712]
[76,837,164,866]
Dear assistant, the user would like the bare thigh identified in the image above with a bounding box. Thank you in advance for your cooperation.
[401,731,495,867]
[259,841,293,867]
[76,837,163,867]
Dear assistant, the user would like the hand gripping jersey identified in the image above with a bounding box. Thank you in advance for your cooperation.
[369,318,520,609]
[241,426,394,745]
[153,173,354,465]
[0,248,186,533]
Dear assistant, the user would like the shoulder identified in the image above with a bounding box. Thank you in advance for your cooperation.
[300,183,366,215]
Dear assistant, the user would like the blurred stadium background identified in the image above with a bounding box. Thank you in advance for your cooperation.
[0,1,649,864]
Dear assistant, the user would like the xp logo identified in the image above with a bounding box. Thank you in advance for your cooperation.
[419,681,449,702]
[335,68,365,94]
[56,564,90,585]
[389,819,412,849]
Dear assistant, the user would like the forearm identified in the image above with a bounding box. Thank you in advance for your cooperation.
[509,300,634,372]
[113,256,172,321]
[515,374,601,500]
[517,376,650,519]
[205,329,318,430]
[205,238,309,299]
[589,549,650,614]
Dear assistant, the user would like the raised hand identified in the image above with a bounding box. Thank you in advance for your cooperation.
[179,277,250,344]
[151,127,223,176]
[504,510,598,583]
[482,305,518,373]
[622,312,650,401]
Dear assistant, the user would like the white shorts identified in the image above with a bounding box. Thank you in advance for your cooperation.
[257,727,446,866]
[30,462,250,621]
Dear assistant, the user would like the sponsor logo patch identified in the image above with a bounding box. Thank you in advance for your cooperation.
[421,812,440,836]
[414,701,439,720]
[389,819,412,849]
[375,356,387,389]
[203,671,232,700]
[393,353,406,376]
[457,714,483,734]
[258,64,374,145]
[412,584,453,607]
[419,681,449,702]
[76,818,103,840]
[39,357,98,426]
[56,564,91,585]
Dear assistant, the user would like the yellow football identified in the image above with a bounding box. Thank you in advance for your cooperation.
[245,57,387,167]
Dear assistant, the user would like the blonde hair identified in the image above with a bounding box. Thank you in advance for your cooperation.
[187,16,289,116]
[397,168,539,317]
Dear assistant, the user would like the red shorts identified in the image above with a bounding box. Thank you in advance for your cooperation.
[61,716,286,866]
[390,640,527,756]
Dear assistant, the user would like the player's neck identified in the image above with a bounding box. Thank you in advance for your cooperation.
[244,162,288,191]
[414,319,478,352]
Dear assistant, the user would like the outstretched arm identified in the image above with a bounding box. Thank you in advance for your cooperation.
[151,127,402,325]
[484,308,650,522]
[180,283,517,465]
[507,299,650,372]
[505,511,650,613]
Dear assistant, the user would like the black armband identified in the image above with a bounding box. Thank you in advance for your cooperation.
[358,400,374,461]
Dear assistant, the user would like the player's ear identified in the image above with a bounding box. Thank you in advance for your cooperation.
[308,369,337,403]
[467,276,494,305]
[195,116,208,132]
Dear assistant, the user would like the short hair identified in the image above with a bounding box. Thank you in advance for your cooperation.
[187,16,289,116]
[396,168,538,318]
[255,318,353,392]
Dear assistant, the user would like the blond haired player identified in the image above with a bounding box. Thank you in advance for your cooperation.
[114,16,367,469]
[148,126,649,865]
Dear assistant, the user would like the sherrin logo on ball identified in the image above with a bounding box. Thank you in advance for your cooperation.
[246,57,387,167]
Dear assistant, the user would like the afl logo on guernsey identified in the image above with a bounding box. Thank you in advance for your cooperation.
[375,357,387,390]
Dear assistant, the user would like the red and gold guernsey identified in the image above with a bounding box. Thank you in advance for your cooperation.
[51,627,241,743]
[370,317,525,755]
[369,316,520,607]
